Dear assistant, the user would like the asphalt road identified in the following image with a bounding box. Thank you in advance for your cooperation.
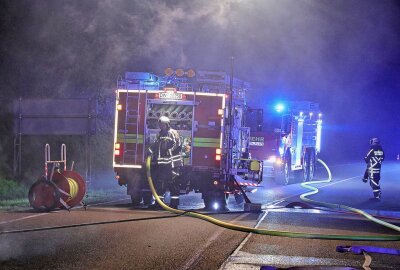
[1,161,400,269]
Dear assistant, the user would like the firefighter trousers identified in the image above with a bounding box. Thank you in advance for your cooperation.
[363,168,381,199]
[152,163,180,208]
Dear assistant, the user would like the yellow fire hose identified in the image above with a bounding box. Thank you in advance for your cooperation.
[146,156,400,241]
[301,159,400,233]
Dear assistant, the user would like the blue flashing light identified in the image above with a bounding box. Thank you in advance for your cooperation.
[275,103,285,113]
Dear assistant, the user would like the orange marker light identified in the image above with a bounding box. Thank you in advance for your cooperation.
[216,148,222,155]
[115,143,120,149]
[117,104,122,111]
[218,109,223,116]
[176,68,184,77]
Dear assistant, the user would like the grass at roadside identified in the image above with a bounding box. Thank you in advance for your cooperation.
[0,198,30,209]
[0,179,28,199]
[0,179,30,209]
[0,182,129,210]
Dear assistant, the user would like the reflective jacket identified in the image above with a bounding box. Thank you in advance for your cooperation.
[364,145,385,180]
[149,128,182,168]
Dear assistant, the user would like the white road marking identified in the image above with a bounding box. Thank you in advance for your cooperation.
[218,211,268,270]
[0,198,129,225]
[0,213,49,225]
[180,213,251,270]
[221,168,400,269]
[220,252,368,269]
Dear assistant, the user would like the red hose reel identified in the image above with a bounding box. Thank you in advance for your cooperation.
[28,144,86,211]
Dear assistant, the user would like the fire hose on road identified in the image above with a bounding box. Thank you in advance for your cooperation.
[300,159,400,233]
[146,156,400,241]
[2,157,400,243]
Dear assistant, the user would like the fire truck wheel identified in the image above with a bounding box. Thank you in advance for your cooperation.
[284,159,291,185]
[225,193,230,204]
[303,150,315,182]
[142,191,154,205]
[130,195,142,206]
[303,151,309,182]
[309,152,315,180]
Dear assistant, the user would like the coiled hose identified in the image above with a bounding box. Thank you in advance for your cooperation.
[146,156,400,241]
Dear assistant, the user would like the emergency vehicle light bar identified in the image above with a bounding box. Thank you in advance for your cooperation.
[116,89,225,98]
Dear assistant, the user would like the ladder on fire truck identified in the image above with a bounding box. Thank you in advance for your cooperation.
[122,90,140,164]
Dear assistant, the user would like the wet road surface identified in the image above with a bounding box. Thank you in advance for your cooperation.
[1,161,399,269]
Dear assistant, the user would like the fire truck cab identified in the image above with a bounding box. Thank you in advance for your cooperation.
[113,70,262,210]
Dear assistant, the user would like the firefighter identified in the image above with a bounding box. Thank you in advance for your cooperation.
[362,137,385,200]
[148,116,183,208]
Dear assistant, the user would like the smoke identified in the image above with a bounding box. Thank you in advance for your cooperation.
[1,0,399,161]
[8,0,398,89]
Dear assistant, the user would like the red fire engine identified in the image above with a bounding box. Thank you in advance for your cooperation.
[113,69,262,209]
[248,102,323,185]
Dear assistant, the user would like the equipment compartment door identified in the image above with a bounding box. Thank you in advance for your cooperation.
[145,100,194,165]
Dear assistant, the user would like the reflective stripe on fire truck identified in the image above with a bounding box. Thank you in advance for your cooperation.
[113,164,142,168]
[193,137,220,147]
[116,133,144,144]
[238,182,260,187]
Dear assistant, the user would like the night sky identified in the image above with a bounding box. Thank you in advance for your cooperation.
[1,0,400,164]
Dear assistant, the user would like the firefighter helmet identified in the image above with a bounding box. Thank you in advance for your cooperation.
[158,116,171,129]
[158,116,170,124]
[370,137,380,145]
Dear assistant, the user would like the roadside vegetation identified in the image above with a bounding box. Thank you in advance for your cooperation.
[0,179,30,209]
[0,177,128,210]
[0,93,122,210]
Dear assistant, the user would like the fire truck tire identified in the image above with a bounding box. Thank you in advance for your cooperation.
[284,156,291,185]
[221,193,229,207]
[303,150,315,182]
[130,195,142,206]
[309,152,316,179]
[142,191,154,205]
